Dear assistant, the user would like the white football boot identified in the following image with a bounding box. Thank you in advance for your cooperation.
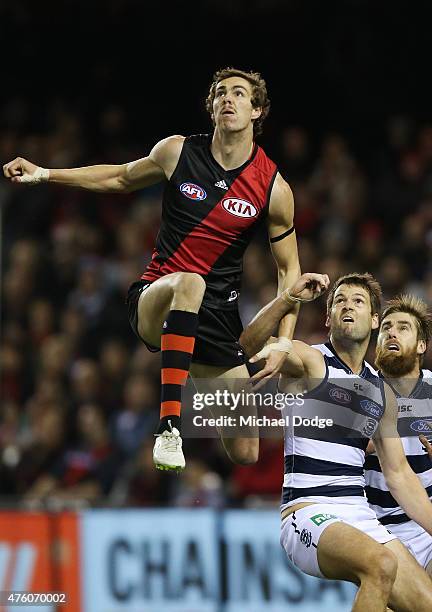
[153,424,185,472]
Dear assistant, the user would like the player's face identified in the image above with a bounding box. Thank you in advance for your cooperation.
[326,284,379,342]
[375,312,425,376]
[212,77,262,133]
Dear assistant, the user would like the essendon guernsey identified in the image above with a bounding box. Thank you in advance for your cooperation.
[142,134,278,309]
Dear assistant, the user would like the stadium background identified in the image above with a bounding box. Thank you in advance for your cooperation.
[1,1,432,610]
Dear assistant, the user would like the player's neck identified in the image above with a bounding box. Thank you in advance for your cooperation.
[330,335,368,375]
[211,129,254,171]
[382,364,421,396]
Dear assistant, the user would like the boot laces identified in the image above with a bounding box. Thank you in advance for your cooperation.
[157,429,180,452]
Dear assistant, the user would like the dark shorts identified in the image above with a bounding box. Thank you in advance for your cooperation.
[126,280,246,367]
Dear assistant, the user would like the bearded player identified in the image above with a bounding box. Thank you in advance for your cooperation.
[365,295,432,577]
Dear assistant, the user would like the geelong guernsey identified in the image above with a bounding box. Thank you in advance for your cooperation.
[142,134,278,309]
[365,369,432,526]
[281,341,386,511]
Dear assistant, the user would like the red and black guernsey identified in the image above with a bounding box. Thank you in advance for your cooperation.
[141,134,278,309]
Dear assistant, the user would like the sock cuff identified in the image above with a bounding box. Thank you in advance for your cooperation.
[157,414,181,433]
[162,310,199,336]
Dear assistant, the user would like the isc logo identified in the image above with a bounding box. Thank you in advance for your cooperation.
[180,182,207,201]
[222,198,257,218]
[398,405,413,413]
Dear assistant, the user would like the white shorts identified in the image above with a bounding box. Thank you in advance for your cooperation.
[280,501,396,578]
[387,520,432,569]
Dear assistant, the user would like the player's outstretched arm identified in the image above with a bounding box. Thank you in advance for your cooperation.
[241,273,329,389]
[2,135,184,193]
[240,272,329,357]
[374,384,432,535]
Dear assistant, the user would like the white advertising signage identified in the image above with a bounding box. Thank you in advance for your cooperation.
[81,509,219,612]
[80,508,357,612]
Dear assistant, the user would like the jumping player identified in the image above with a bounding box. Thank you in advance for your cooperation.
[365,295,432,576]
[241,273,432,611]
[3,68,300,471]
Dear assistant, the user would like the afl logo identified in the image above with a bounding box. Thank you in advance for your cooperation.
[329,387,351,404]
[410,420,432,433]
[180,182,207,201]
[222,198,257,218]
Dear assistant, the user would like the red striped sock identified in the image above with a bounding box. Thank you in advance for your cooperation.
[157,310,199,434]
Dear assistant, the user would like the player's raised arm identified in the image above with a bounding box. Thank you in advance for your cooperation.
[267,174,301,338]
[240,272,329,356]
[2,135,184,193]
[373,384,432,536]
[242,273,329,388]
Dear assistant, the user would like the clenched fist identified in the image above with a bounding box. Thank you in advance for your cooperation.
[282,272,330,304]
[3,157,49,184]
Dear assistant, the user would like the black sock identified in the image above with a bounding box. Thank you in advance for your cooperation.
[156,415,182,434]
[158,309,199,435]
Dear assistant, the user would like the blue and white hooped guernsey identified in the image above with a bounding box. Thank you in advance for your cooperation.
[281,341,386,512]
[365,369,432,526]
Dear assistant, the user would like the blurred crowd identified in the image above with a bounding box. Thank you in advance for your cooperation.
[1,104,432,510]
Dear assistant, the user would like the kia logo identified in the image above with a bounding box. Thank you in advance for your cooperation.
[222,198,257,218]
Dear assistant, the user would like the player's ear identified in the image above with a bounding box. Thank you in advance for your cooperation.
[417,339,426,356]
[252,107,262,121]
[371,313,379,330]
[325,314,330,328]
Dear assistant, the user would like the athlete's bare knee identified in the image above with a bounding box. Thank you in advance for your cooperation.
[171,273,206,307]
[377,548,398,586]
[361,548,397,589]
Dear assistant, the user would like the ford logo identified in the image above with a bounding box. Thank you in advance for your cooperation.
[180,182,207,201]
[360,399,383,418]
[410,420,432,433]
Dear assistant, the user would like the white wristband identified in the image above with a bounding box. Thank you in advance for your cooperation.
[266,337,293,354]
[19,167,50,184]
[250,336,293,362]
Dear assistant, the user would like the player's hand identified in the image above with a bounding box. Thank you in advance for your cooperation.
[3,157,49,184]
[420,434,432,460]
[283,273,330,304]
[248,338,293,390]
